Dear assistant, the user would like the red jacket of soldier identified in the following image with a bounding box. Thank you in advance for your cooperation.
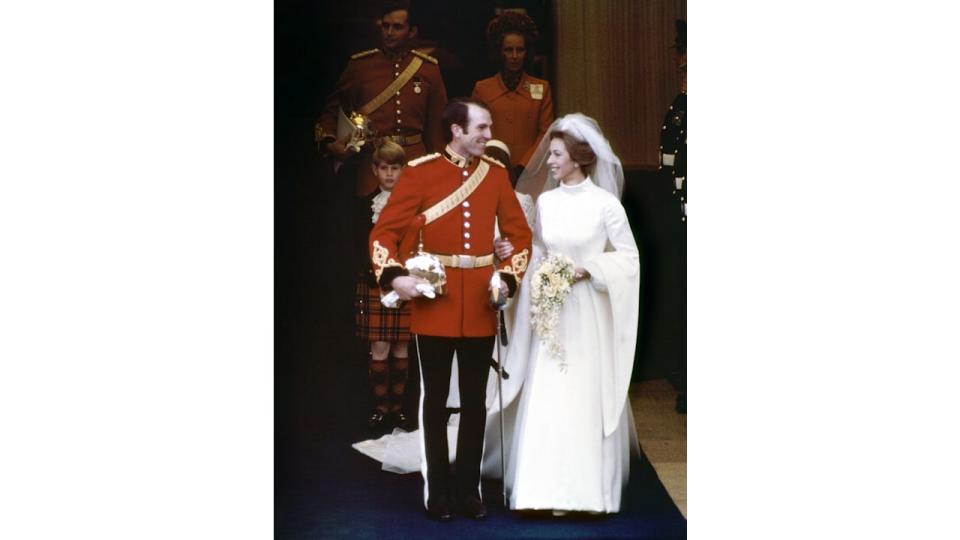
[318,48,448,195]
[370,151,533,337]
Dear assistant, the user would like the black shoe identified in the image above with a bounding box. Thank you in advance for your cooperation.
[425,499,453,522]
[366,411,389,430]
[461,497,487,520]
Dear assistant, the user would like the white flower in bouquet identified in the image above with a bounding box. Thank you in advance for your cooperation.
[530,252,575,371]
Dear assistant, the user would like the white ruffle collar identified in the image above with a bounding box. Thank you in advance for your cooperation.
[371,190,391,223]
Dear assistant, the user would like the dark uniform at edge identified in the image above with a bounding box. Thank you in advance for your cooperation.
[659,19,687,414]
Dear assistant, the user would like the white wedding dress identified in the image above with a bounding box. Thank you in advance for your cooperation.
[507,178,641,513]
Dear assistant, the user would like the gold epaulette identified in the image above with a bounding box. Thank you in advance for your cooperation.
[408,152,441,167]
[480,155,506,168]
[351,48,379,60]
[411,49,438,64]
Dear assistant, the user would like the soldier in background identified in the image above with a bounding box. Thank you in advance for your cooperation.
[661,19,687,222]
[315,0,448,196]
[659,19,687,414]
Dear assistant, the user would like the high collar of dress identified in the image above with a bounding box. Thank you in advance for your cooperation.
[559,177,593,193]
[443,145,474,168]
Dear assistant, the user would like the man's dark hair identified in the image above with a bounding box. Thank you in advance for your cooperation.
[381,0,417,28]
[442,98,489,142]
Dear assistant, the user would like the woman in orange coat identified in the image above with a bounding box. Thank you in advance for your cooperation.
[471,11,554,179]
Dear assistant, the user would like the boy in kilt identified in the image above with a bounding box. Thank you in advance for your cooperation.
[355,140,414,431]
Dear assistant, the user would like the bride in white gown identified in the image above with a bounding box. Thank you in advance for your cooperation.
[353,114,640,514]
[506,113,640,513]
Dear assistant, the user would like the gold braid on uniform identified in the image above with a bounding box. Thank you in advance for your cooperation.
[505,248,529,276]
[407,152,441,167]
[411,49,438,64]
[496,248,529,297]
[372,240,402,281]
[351,48,379,60]
[480,154,506,168]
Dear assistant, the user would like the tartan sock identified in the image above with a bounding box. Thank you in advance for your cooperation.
[388,353,409,413]
[368,357,390,414]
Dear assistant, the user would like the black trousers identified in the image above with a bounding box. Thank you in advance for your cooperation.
[415,334,493,504]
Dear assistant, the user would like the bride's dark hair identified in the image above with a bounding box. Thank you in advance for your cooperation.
[549,131,597,177]
[518,114,624,201]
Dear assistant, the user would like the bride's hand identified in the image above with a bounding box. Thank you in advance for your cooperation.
[494,237,514,260]
[572,267,590,283]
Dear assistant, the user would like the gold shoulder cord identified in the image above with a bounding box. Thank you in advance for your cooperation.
[351,48,379,60]
[407,152,440,167]
[421,161,489,226]
[358,57,424,116]
[480,155,505,168]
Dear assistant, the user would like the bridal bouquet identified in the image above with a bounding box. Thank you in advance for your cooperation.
[530,252,575,371]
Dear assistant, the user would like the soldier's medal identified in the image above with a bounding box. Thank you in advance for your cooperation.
[529,83,544,100]
[413,76,422,94]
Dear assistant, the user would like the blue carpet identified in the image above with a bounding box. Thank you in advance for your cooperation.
[276,336,687,540]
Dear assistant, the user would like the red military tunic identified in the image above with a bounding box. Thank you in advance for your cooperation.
[471,72,554,167]
[370,152,533,337]
[319,48,448,195]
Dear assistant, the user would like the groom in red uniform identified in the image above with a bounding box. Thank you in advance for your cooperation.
[369,98,532,521]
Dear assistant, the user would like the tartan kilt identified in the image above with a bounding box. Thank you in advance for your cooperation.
[354,279,412,342]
